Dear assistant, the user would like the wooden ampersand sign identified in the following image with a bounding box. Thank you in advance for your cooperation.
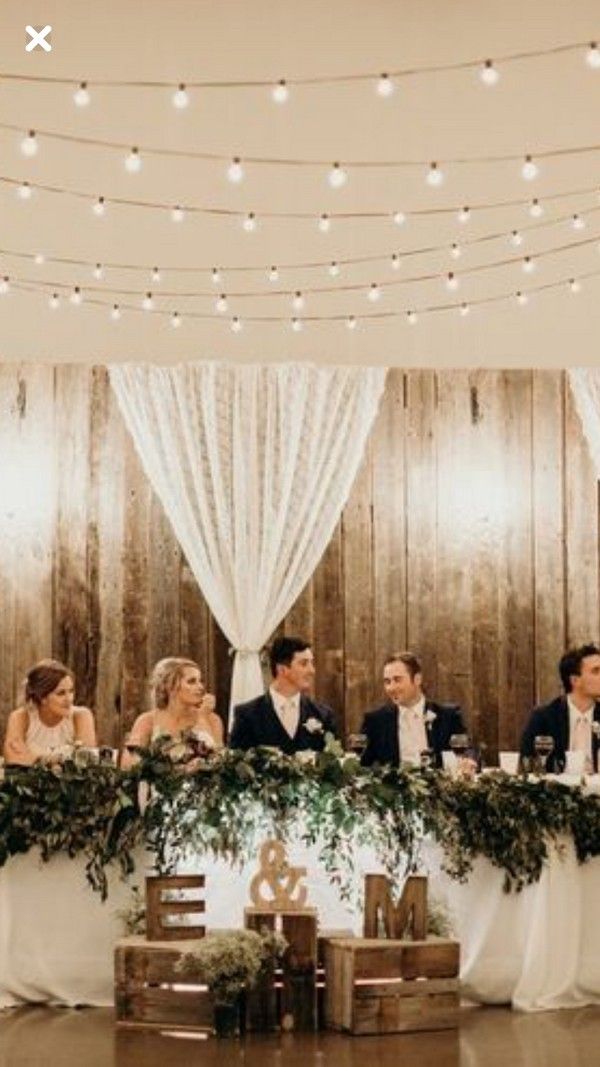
[249,839,308,910]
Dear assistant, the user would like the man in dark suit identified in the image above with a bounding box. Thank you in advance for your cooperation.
[520,644,600,772]
[229,636,337,754]
[361,651,465,768]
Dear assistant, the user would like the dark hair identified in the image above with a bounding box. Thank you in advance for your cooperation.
[25,659,73,706]
[559,644,600,693]
[383,651,422,681]
[269,637,311,677]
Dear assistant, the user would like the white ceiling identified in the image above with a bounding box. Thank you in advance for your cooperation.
[0,0,599,365]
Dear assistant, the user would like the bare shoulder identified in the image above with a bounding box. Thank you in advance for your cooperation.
[208,711,224,737]
[7,706,29,727]
[73,705,94,719]
[127,710,155,739]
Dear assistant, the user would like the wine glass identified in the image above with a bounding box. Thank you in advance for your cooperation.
[533,734,555,775]
[347,733,367,756]
[420,748,435,770]
[449,734,470,758]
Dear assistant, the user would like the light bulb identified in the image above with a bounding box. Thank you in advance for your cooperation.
[521,155,538,180]
[152,268,162,283]
[74,81,90,107]
[211,268,221,285]
[292,291,305,311]
[328,162,347,188]
[170,311,182,327]
[231,316,242,333]
[393,211,406,226]
[318,214,331,232]
[522,256,536,273]
[570,278,582,293]
[48,293,60,309]
[328,262,340,277]
[93,263,104,280]
[572,214,586,230]
[110,304,121,321]
[291,317,303,332]
[346,316,357,330]
[458,206,471,223]
[479,60,500,85]
[0,276,9,294]
[460,302,470,316]
[529,198,544,218]
[450,243,462,259]
[510,230,523,246]
[377,73,395,97]
[172,84,190,109]
[368,283,381,302]
[171,205,185,222]
[242,212,257,232]
[92,196,106,216]
[407,310,418,324]
[391,254,401,270]
[426,162,444,186]
[125,147,142,172]
[269,267,279,282]
[587,42,600,68]
[21,130,38,157]
[216,294,228,313]
[272,79,289,103]
[142,292,154,311]
[227,157,244,183]
[70,287,82,305]
[446,272,459,291]
[34,253,45,265]
[17,182,32,200]
[516,291,529,306]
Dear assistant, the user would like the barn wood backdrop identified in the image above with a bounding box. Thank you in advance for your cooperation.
[0,366,597,757]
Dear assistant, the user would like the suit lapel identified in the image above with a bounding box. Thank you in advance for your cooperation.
[558,697,569,754]
[390,704,400,765]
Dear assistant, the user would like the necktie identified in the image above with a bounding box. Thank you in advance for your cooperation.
[573,715,592,773]
[282,700,296,737]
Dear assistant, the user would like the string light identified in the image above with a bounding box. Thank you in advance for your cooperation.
[0,276,9,294]
[458,206,471,223]
[426,162,444,186]
[446,271,459,290]
[171,205,185,222]
[346,315,357,330]
[142,292,154,310]
[391,254,401,270]
[572,213,586,230]
[272,79,289,103]
[152,268,162,283]
[170,311,182,327]
[522,155,539,180]
[516,291,529,305]
[172,84,190,109]
[216,294,228,313]
[460,302,470,316]
[407,310,418,324]
[479,59,500,85]
[70,286,82,305]
[110,303,121,320]
[269,267,279,282]
[450,243,462,259]
[529,198,544,217]
[227,157,244,183]
[17,182,32,200]
[34,253,45,265]
[328,163,347,188]
[125,147,142,172]
[48,293,60,309]
[328,262,340,277]
[73,82,90,107]
[93,263,104,280]
[211,268,221,284]
[377,73,395,97]
[242,212,257,232]
[510,230,523,246]
[569,278,582,292]
[231,316,242,332]
[587,42,600,68]
[522,256,536,272]
[92,196,106,216]
[292,291,305,311]
[393,211,406,226]
[291,317,303,332]
[20,130,38,157]
[318,214,331,233]
[368,283,381,302]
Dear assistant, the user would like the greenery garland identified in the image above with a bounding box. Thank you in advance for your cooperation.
[1,737,600,898]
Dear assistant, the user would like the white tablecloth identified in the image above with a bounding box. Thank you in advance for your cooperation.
[2,832,600,1012]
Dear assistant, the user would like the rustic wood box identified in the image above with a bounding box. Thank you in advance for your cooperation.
[322,937,460,1036]
[115,936,213,1032]
[244,907,318,1031]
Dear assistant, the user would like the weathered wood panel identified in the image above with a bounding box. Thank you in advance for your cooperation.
[342,440,375,734]
[565,381,600,647]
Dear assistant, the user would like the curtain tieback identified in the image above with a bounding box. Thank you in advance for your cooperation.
[229,646,262,657]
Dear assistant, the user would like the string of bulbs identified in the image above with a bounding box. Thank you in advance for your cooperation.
[2,38,599,101]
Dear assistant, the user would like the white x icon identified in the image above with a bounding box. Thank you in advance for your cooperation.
[25,25,52,52]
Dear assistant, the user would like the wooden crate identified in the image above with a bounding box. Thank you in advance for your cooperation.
[245,908,318,1031]
[322,937,460,1036]
[115,936,213,1031]
[145,874,206,941]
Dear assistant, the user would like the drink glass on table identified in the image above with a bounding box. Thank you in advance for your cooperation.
[347,733,367,756]
[533,734,555,775]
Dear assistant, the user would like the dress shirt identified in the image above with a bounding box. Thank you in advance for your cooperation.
[397,695,428,765]
[567,697,593,767]
[270,687,300,738]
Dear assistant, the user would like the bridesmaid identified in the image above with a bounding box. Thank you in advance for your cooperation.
[121,657,223,768]
[3,659,96,765]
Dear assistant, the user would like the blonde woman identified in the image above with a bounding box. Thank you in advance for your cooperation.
[121,657,223,768]
[3,659,96,765]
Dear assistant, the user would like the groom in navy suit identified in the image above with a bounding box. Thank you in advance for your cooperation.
[229,636,337,754]
[361,651,465,768]
[520,644,600,772]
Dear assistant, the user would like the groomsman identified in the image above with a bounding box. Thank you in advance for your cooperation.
[229,636,337,754]
[360,652,465,768]
[520,644,600,772]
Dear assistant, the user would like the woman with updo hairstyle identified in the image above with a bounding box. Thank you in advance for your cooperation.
[3,659,96,765]
[120,657,223,768]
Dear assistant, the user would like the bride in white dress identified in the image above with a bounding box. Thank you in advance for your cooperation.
[120,657,223,768]
[2,659,96,765]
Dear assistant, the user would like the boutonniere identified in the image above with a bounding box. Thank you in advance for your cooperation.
[304,717,324,735]
[592,721,600,738]
[424,710,437,726]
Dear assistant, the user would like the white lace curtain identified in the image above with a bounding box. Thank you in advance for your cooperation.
[109,362,386,710]
[568,370,600,477]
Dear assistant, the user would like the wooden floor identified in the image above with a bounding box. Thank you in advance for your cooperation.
[1,1005,600,1066]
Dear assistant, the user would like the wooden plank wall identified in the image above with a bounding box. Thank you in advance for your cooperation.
[0,365,598,756]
